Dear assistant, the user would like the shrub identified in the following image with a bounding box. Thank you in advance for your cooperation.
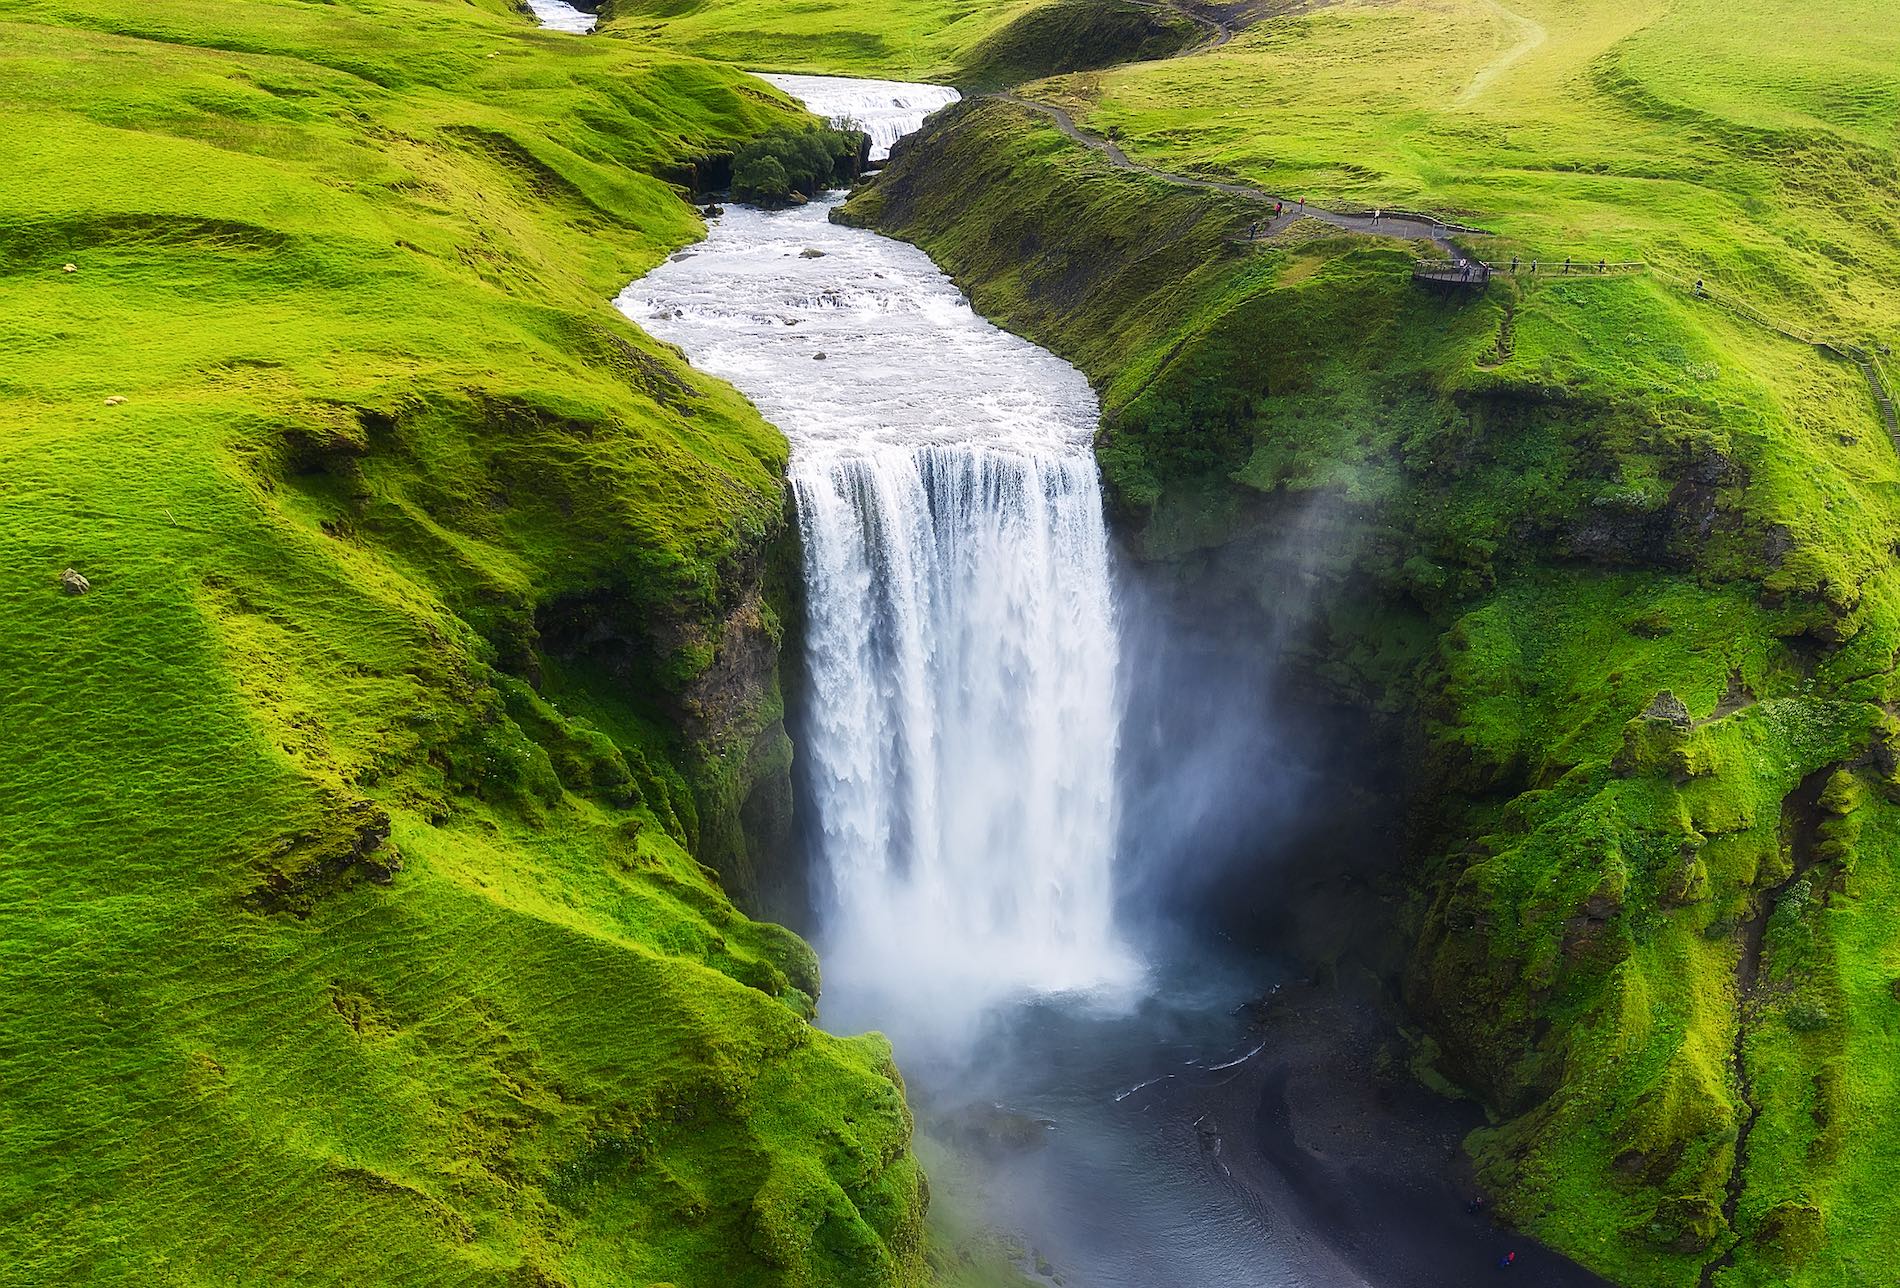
[733,153,790,202]
[731,125,864,204]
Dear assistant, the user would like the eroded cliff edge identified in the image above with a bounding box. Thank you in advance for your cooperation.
[843,97,1900,1287]
[1,3,923,1281]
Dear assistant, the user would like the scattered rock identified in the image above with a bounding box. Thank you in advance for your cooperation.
[799,247,826,258]
[701,204,724,218]
[59,568,90,595]
[62,263,76,273]
[933,1102,1055,1159]
[1641,690,1693,730]
[1627,609,1672,637]
[1754,1200,1824,1266]
[813,352,827,361]
[782,318,797,326]
[104,395,126,406]
[1659,845,1710,906]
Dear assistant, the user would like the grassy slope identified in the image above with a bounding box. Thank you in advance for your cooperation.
[598,0,1196,88]
[597,0,1052,80]
[820,0,1899,1277]
[0,0,926,1283]
[1016,15,1900,1283]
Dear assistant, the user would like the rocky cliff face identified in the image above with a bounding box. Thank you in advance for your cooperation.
[533,512,806,921]
[846,98,1900,1287]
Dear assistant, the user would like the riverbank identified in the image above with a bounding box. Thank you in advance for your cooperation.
[0,4,932,1283]
[841,77,1900,1287]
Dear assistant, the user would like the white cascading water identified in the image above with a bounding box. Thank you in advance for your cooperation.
[754,74,960,161]
[523,0,594,34]
[620,78,1137,1032]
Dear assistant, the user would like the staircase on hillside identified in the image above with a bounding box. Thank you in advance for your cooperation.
[1859,358,1900,446]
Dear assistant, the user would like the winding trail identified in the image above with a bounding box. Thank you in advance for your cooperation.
[1456,0,1546,105]
[987,0,1494,254]
[991,92,1483,255]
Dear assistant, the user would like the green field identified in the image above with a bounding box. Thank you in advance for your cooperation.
[1039,0,1900,342]
[602,0,1201,87]
[0,0,928,1282]
[601,0,1052,79]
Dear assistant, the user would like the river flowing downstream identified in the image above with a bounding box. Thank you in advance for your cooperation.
[620,156,1136,1036]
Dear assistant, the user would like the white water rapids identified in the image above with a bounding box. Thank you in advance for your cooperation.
[620,78,1137,1032]
[523,0,594,34]
[754,74,960,161]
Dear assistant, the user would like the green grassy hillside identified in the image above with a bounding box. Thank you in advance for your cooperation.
[0,0,926,1283]
[599,0,1197,88]
[598,0,1050,80]
[838,0,1900,1274]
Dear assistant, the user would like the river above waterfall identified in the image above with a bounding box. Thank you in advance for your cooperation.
[754,74,959,160]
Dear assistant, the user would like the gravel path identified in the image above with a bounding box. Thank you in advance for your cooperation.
[990,92,1484,255]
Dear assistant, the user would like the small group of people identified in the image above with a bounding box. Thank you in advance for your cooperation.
[1245,199,1307,240]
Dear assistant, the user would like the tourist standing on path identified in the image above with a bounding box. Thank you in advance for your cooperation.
[1372,207,1382,226]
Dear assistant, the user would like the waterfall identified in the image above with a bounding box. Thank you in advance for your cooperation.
[795,444,1129,999]
[620,76,1136,1030]
[523,0,594,33]
[755,73,960,160]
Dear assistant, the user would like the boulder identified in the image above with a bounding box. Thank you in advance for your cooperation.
[1641,1194,1723,1253]
[59,568,90,595]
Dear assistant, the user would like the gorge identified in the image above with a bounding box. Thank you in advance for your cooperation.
[6,0,1896,1284]
[625,76,1607,1286]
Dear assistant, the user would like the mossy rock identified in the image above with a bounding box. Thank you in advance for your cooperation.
[1753,1200,1826,1266]
[1640,1193,1725,1254]
[1613,690,1696,777]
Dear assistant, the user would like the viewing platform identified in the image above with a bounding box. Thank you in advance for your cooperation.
[1413,257,1647,288]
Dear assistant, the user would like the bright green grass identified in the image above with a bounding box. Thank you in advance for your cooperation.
[1042,0,1900,349]
[0,0,927,1282]
[600,0,1055,80]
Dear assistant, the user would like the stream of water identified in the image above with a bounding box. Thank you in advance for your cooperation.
[523,0,593,34]
[621,186,1137,1044]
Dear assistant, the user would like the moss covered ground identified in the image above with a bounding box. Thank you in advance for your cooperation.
[0,0,928,1282]
[598,0,1050,81]
[601,0,1197,88]
[821,1,1900,1277]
